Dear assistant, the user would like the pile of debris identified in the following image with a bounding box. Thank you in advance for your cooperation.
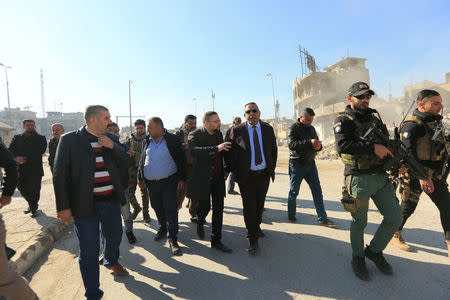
[316,143,339,160]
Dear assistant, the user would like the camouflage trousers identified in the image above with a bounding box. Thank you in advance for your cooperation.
[128,166,150,215]
[398,175,450,240]
[176,165,198,217]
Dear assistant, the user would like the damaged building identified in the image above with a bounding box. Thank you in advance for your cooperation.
[293,57,370,143]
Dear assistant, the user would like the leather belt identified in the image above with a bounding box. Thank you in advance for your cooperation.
[146,173,177,183]
[249,169,267,176]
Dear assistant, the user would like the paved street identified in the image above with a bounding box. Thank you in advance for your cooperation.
[3,158,59,254]
[21,148,450,299]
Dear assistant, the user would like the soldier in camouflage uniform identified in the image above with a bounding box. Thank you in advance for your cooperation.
[175,114,198,222]
[127,119,151,223]
[390,89,450,258]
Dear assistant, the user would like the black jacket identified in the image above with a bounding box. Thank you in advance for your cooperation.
[226,121,278,184]
[48,137,59,172]
[0,140,18,196]
[53,126,129,217]
[334,105,388,176]
[187,128,226,200]
[117,138,134,188]
[137,130,187,182]
[9,131,47,177]
[288,120,321,165]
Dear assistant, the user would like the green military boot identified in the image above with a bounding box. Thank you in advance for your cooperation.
[390,230,412,252]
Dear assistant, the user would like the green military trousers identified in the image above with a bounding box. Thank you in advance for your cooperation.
[346,173,402,257]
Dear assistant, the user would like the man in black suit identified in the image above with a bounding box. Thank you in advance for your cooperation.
[188,111,232,253]
[227,102,277,254]
[9,119,47,218]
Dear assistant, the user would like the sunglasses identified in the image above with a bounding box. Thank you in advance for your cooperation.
[245,109,258,114]
[354,94,372,100]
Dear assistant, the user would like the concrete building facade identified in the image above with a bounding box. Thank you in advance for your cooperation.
[293,57,370,143]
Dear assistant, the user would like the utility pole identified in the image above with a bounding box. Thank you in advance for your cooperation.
[0,63,12,125]
[211,90,215,111]
[193,98,197,118]
[128,80,133,135]
[265,73,279,122]
[40,68,46,118]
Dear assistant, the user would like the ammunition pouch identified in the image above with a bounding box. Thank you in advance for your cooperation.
[340,175,369,213]
[340,153,384,170]
[399,173,421,202]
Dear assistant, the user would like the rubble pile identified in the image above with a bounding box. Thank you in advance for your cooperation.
[317,143,339,160]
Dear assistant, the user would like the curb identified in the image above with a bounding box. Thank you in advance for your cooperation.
[8,220,69,275]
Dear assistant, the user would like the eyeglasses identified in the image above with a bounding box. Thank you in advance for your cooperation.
[245,109,258,114]
[355,94,372,100]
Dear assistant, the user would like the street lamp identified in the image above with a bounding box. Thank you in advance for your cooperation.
[128,80,133,135]
[265,73,277,121]
[0,63,12,125]
[193,98,197,118]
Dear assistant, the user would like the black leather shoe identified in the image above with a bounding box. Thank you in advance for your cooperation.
[126,231,137,244]
[197,223,205,240]
[31,210,38,218]
[154,228,167,241]
[190,217,198,223]
[169,238,181,255]
[352,256,370,281]
[211,241,232,253]
[23,207,31,214]
[365,246,393,275]
[247,240,258,255]
[288,215,296,222]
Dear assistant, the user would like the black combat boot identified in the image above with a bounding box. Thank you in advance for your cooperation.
[365,245,393,275]
[351,256,369,281]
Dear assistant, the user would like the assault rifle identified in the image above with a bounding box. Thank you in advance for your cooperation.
[431,121,450,178]
[362,124,429,180]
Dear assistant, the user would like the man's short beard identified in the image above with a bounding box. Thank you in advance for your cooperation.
[354,103,369,113]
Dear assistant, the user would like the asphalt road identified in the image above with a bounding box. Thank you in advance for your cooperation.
[26,151,450,299]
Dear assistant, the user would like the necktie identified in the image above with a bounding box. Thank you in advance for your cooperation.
[253,125,263,165]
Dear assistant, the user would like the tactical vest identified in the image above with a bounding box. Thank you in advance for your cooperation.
[128,136,146,167]
[400,116,445,162]
[337,112,385,170]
